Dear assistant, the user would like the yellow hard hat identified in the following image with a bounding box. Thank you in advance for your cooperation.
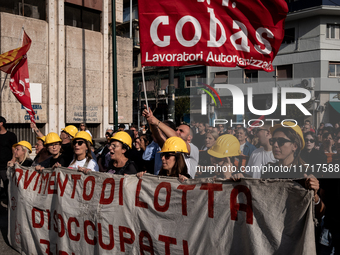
[159,137,189,153]
[110,131,132,149]
[208,134,241,158]
[73,131,93,145]
[44,132,62,145]
[61,125,78,138]
[37,136,46,142]
[270,121,305,149]
[13,141,32,154]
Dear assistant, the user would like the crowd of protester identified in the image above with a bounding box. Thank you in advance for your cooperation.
[1,113,340,253]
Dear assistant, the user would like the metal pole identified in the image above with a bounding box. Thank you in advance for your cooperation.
[168,67,175,123]
[130,0,132,39]
[138,83,141,130]
[112,0,118,130]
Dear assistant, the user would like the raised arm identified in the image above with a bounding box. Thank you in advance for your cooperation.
[142,106,177,147]
[31,122,44,138]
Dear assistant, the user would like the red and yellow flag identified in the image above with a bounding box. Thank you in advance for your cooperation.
[0,31,31,74]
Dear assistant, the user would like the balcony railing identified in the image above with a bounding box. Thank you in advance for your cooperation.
[286,0,338,13]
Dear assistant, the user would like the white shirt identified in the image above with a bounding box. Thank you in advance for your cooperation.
[246,147,277,178]
[239,143,245,153]
[69,158,99,172]
[185,143,199,179]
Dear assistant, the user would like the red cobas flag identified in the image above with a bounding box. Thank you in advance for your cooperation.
[138,0,288,71]
[10,53,35,123]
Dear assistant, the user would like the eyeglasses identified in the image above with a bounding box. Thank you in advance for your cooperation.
[269,138,292,147]
[305,139,315,143]
[73,140,85,146]
[160,153,176,160]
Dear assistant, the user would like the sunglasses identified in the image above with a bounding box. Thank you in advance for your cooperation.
[73,140,85,146]
[334,136,340,141]
[160,153,176,160]
[305,139,315,143]
[269,138,292,147]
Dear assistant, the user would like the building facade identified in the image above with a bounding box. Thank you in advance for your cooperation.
[0,0,133,144]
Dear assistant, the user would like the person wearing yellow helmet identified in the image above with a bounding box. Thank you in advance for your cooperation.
[60,125,78,166]
[267,122,306,173]
[30,122,77,166]
[68,131,99,173]
[142,106,199,179]
[35,133,67,172]
[7,141,33,167]
[107,131,138,175]
[32,136,51,167]
[137,137,190,180]
[200,134,241,179]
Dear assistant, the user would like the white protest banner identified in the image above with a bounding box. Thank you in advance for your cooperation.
[8,165,316,254]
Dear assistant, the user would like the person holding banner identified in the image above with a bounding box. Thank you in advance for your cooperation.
[32,136,51,167]
[206,134,241,179]
[107,131,138,175]
[265,123,324,215]
[35,133,67,172]
[7,141,33,167]
[142,106,199,179]
[137,136,190,181]
[68,131,99,173]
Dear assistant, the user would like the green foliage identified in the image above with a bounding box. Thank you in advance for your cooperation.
[175,97,190,122]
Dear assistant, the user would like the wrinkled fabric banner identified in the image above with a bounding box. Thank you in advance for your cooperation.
[138,0,288,71]
[8,165,316,254]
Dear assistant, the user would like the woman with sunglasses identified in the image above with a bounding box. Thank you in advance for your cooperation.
[137,137,190,181]
[107,131,138,175]
[7,141,33,167]
[35,132,67,171]
[268,122,323,216]
[68,131,99,173]
[79,122,92,137]
[300,131,327,169]
[233,122,324,218]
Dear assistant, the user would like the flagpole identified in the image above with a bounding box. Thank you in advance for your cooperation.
[0,27,24,115]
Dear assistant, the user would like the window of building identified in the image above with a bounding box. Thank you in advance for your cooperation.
[0,0,46,20]
[160,78,179,90]
[327,24,340,39]
[64,2,101,32]
[185,76,197,87]
[276,64,293,80]
[282,28,295,44]
[213,71,228,84]
[244,70,258,83]
[329,62,340,77]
